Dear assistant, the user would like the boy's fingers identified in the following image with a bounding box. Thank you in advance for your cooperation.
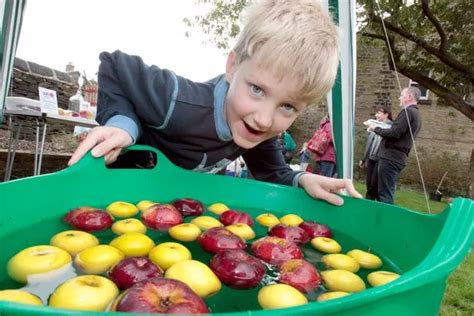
[314,189,344,206]
[68,132,101,166]
[343,180,363,198]
[104,148,121,165]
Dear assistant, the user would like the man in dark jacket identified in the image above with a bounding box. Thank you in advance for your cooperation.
[368,87,422,204]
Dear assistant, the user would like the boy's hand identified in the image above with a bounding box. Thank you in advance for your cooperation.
[68,126,133,166]
[298,173,362,206]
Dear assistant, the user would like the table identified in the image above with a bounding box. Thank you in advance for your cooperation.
[2,109,98,181]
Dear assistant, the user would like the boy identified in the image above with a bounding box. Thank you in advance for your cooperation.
[68,0,361,205]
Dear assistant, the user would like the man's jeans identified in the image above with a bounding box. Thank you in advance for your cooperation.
[317,161,336,177]
[377,158,404,204]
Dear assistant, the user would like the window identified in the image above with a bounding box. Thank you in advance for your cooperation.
[409,70,432,101]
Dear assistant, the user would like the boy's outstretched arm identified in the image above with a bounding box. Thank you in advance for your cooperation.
[298,173,362,206]
[68,126,133,166]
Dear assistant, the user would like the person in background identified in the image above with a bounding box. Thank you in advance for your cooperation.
[311,115,336,177]
[368,87,422,204]
[359,107,392,200]
[278,130,297,163]
[68,0,361,206]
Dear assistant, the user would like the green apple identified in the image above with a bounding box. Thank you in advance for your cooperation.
[136,200,158,212]
[225,223,256,240]
[256,213,280,228]
[165,260,221,298]
[111,219,147,235]
[149,242,192,270]
[311,237,342,254]
[207,202,230,215]
[321,269,366,293]
[168,223,202,242]
[110,232,155,257]
[7,245,72,283]
[347,249,383,269]
[321,254,360,272]
[0,289,42,305]
[190,216,223,231]
[367,271,400,287]
[75,245,124,274]
[317,291,350,302]
[279,214,304,227]
[50,230,99,256]
[106,201,139,218]
[258,284,307,309]
[49,275,118,311]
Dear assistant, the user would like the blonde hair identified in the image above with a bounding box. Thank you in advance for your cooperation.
[232,0,340,104]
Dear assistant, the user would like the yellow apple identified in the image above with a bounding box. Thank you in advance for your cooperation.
[225,223,256,240]
[321,254,360,272]
[7,245,72,283]
[190,216,223,231]
[111,218,147,235]
[321,269,366,293]
[347,249,383,269]
[110,232,155,257]
[50,230,99,256]
[75,245,124,274]
[0,290,42,305]
[256,213,280,227]
[136,200,158,212]
[367,271,400,287]
[165,260,221,298]
[317,291,350,302]
[149,242,192,270]
[49,275,118,311]
[311,237,342,254]
[168,223,202,242]
[207,202,230,215]
[257,284,308,309]
[106,201,139,218]
[279,214,304,227]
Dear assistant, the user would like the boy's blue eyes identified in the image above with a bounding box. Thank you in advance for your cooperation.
[250,84,297,113]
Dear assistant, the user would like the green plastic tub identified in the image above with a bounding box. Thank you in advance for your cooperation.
[0,146,472,315]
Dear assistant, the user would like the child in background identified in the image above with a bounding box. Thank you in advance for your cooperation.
[68,0,361,206]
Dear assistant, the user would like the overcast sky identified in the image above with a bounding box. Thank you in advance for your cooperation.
[16,0,229,82]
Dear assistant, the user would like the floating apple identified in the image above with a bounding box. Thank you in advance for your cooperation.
[165,260,221,298]
[258,284,307,309]
[321,254,360,273]
[141,204,183,231]
[136,200,157,212]
[111,218,147,235]
[108,257,163,290]
[207,202,230,215]
[256,213,280,228]
[321,269,366,293]
[317,291,350,302]
[268,224,309,245]
[149,242,192,271]
[279,214,304,227]
[367,271,400,287]
[299,221,332,238]
[251,236,303,265]
[219,210,254,226]
[197,227,246,254]
[347,249,383,269]
[190,216,223,231]
[311,237,342,254]
[168,223,202,242]
[225,223,256,240]
[106,201,139,218]
[113,278,209,313]
[210,249,265,289]
[0,290,42,305]
[110,232,155,257]
[172,198,204,217]
[75,245,124,274]
[50,230,99,256]
[278,259,321,293]
[64,207,114,232]
[49,275,119,311]
[7,245,72,283]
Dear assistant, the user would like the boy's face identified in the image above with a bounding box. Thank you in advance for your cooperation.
[224,53,308,149]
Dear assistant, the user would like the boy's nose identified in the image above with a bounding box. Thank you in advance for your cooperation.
[253,106,274,131]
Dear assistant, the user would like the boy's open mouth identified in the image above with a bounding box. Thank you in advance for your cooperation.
[244,122,263,135]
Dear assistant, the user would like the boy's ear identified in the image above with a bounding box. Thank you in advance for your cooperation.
[225,51,236,82]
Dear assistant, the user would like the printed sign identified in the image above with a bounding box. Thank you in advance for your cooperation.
[38,87,58,114]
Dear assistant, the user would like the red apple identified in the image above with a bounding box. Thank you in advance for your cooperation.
[278,259,321,293]
[299,221,332,238]
[108,257,163,290]
[268,224,309,245]
[210,249,265,289]
[250,236,303,265]
[197,227,246,254]
[141,204,183,231]
[113,278,209,313]
[219,210,254,226]
[64,207,114,232]
[172,198,204,217]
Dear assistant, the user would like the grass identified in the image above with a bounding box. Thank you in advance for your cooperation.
[354,181,473,315]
